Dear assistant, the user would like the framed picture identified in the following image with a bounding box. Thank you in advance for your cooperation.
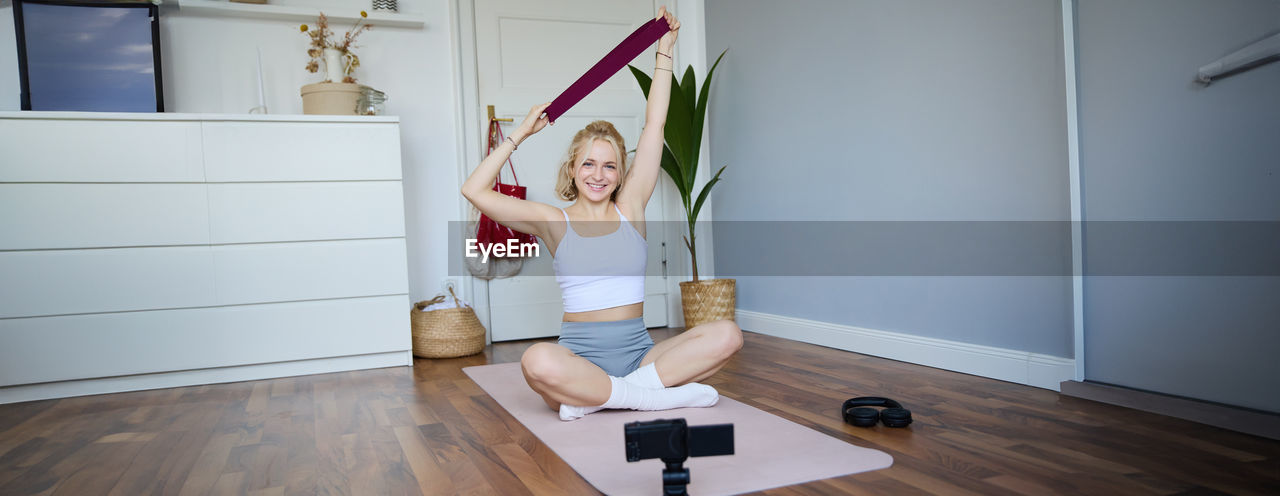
[13,0,165,112]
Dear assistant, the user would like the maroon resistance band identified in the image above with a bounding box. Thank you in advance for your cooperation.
[544,17,670,123]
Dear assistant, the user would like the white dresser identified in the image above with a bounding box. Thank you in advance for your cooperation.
[0,112,412,404]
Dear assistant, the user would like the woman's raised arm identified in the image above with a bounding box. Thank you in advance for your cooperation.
[617,7,680,212]
[461,103,560,240]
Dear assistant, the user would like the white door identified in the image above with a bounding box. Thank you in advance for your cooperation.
[473,0,669,341]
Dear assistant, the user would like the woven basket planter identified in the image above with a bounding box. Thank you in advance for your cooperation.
[410,289,486,359]
[679,278,736,329]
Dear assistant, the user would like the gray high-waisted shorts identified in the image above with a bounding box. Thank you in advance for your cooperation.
[558,317,655,377]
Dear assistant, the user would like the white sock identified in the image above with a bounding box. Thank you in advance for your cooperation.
[603,376,717,410]
[623,363,666,389]
[559,402,604,421]
[560,370,643,421]
[558,367,719,421]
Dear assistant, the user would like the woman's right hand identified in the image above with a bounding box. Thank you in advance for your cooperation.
[513,102,552,144]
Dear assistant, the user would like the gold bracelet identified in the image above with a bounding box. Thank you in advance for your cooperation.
[657,51,672,59]
[656,67,673,72]
[505,136,518,150]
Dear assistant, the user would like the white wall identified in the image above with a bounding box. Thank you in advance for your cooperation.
[704,0,1074,357]
[0,0,461,304]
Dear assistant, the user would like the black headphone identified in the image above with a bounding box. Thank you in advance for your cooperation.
[842,397,913,428]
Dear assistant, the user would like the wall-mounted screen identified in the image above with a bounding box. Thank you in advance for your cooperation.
[13,0,164,112]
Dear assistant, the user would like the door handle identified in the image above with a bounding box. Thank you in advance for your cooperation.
[487,105,514,123]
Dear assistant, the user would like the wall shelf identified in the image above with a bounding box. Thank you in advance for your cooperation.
[175,0,425,29]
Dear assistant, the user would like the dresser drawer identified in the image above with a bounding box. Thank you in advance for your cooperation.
[0,118,203,182]
[0,246,216,318]
[0,295,410,386]
[207,182,406,243]
[212,239,409,305]
[0,184,210,250]
[202,122,402,182]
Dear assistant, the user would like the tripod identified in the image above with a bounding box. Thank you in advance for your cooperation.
[661,458,691,496]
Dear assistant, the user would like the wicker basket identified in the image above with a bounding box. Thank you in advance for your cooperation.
[410,288,486,358]
[679,278,736,329]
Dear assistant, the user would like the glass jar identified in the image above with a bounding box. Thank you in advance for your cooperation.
[356,85,388,115]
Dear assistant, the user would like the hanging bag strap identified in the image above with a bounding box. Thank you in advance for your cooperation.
[487,118,521,188]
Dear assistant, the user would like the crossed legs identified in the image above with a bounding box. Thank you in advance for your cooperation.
[521,343,613,410]
[521,319,744,411]
[637,319,743,386]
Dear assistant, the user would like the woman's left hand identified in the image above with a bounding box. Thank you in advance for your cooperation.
[656,6,680,53]
[513,102,552,143]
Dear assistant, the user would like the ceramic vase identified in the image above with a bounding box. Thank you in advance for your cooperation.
[323,48,350,83]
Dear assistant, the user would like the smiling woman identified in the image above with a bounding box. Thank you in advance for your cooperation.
[461,7,744,423]
[12,0,164,112]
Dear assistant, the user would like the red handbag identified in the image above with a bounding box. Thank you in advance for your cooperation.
[476,119,538,252]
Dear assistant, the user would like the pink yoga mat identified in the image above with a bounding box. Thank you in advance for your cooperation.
[464,362,893,495]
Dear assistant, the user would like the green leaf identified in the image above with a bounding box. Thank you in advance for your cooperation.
[680,66,701,178]
[663,73,694,179]
[691,165,727,223]
[660,144,689,210]
[695,49,727,148]
[628,64,652,98]
[680,66,698,124]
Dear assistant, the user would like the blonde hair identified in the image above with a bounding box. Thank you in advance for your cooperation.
[555,121,628,202]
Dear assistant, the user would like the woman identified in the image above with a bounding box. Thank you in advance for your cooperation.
[461,7,742,421]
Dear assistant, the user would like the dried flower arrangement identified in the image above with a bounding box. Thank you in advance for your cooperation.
[300,11,371,83]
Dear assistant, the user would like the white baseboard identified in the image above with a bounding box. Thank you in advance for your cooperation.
[0,350,412,405]
[736,310,1074,391]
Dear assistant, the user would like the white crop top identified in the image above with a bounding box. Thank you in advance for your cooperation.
[553,204,647,313]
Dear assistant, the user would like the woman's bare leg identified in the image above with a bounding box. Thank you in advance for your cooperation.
[640,320,744,387]
[521,342,612,411]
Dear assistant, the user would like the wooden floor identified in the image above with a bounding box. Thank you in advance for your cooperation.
[1,329,1278,495]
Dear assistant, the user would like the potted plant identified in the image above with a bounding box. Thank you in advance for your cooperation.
[299,12,370,114]
[629,50,732,329]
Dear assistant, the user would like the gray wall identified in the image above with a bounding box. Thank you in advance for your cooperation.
[705,0,1074,356]
[1077,0,1280,412]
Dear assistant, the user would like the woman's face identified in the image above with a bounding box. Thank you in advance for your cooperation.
[574,139,620,202]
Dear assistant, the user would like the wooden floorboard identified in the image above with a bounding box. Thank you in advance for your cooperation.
[1,329,1277,495]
